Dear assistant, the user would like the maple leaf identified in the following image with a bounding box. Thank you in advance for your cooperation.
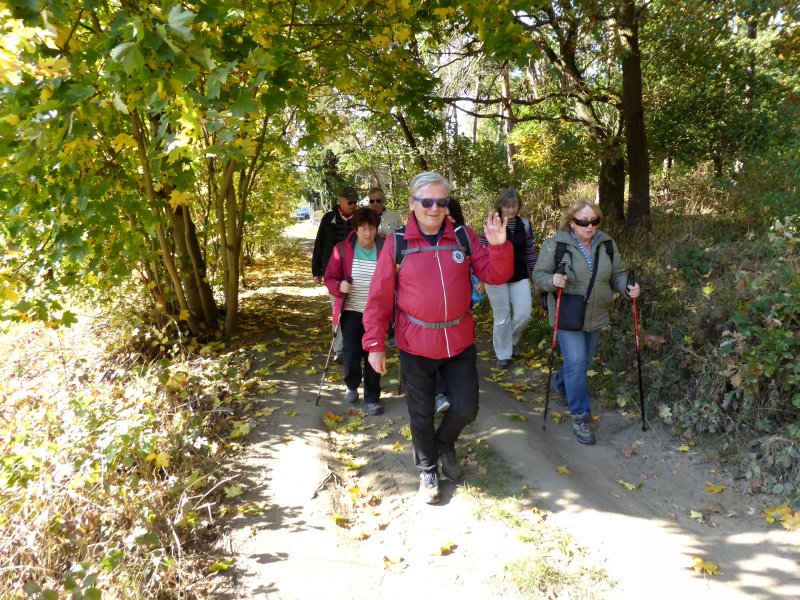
[399,424,412,440]
[690,557,721,576]
[169,189,189,211]
[224,485,244,498]
[555,465,572,476]
[705,482,727,494]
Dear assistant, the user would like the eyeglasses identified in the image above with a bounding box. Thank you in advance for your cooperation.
[573,217,601,227]
[411,195,450,208]
[368,198,384,204]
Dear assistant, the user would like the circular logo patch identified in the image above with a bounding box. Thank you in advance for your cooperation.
[452,250,465,264]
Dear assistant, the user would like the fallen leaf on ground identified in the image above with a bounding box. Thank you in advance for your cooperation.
[208,559,234,572]
[622,448,635,458]
[781,512,800,531]
[383,555,405,570]
[224,485,244,498]
[255,406,279,418]
[552,412,563,424]
[763,504,792,523]
[689,509,705,521]
[333,514,351,528]
[438,542,458,556]
[391,441,404,452]
[678,444,691,452]
[399,424,412,440]
[618,480,642,491]
[348,486,361,504]
[633,438,646,447]
[690,557,721,576]
[705,482,727,494]
[510,414,527,422]
[555,465,572,476]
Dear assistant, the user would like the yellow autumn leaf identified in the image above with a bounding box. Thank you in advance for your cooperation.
[510,414,527,422]
[391,441,404,452]
[178,309,190,321]
[618,480,637,491]
[438,542,458,556]
[3,114,20,125]
[154,451,170,468]
[348,486,361,504]
[399,424,412,440]
[394,25,412,43]
[690,557,721,576]
[111,132,138,152]
[333,514,351,528]
[705,482,727,494]
[689,509,705,520]
[285,410,297,417]
[763,504,792,523]
[372,34,391,49]
[169,189,189,211]
[781,512,800,531]
[555,465,572,476]
[678,444,691,452]
[255,406,279,418]
[383,555,405,570]
[587,369,598,377]
[702,284,715,297]
[552,412,563,424]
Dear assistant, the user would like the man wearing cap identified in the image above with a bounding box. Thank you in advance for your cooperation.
[366,187,403,237]
[313,186,358,362]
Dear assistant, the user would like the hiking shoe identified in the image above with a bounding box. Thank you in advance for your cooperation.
[333,353,343,365]
[512,346,522,360]
[440,447,462,481]
[551,381,568,406]
[419,471,441,504]
[366,402,384,416]
[497,358,512,368]
[345,389,359,404]
[572,417,596,445]
[435,393,450,414]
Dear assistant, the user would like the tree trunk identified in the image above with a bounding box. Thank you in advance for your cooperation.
[618,0,651,232]
[394,112,428,171]
[598,156,625,224]
[501,67,517,178]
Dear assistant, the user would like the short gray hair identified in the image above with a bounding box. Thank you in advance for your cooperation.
[409,172,450,197]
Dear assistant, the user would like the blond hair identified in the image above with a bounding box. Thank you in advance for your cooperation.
[558,200,604,231]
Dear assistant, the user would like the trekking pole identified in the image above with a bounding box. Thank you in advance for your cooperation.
[543,261,567,431]
[315,285,350,407]
[627,270,647,431]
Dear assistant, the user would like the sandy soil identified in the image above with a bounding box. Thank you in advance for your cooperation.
[214,222,798,599]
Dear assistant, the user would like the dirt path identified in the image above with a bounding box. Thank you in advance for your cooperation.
[215,225,798,599]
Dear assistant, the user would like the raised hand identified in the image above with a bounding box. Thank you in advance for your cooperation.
[483,213,508,246]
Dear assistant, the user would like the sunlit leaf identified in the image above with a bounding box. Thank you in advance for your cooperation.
[781,512,800,531]
[587,369,598,377]
[552,412,563,424]
[763,504,792,523]
[678,444,691,452]
[689,509,705,521]
[391,441,404,452]
[399,424,412,440]
[333,514,351,528]
[208,559,233,572]
[438,542,457,556]
[348,486,361,504]
[705,482,727,494]
[618,480,642,491]
[690,557,721,576]
[555,465,572,476]
[224,485,244,498]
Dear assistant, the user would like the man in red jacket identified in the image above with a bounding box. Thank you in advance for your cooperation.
[363,172,513,504]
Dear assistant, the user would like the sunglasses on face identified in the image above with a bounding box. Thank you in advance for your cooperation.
[573,217,601,227]
[368,198,384,204]
[411,195,450,208]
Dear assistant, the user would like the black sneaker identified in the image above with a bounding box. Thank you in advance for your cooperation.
[497,358,512,368]
[440,447,462,481]
[551,381,568,406]
[345,389,359,404]
[366,402,384,415]
[512,346,522,360]
[333,353,343,365]
[419,471,441,504]
[572,417,596,445]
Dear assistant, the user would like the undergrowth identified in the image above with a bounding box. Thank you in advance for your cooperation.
[603,169,800,505]
[0,315,254,598]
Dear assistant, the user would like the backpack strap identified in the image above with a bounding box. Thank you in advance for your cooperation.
[395,224,471,271]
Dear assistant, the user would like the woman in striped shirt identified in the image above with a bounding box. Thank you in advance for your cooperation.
[324,208,385,415]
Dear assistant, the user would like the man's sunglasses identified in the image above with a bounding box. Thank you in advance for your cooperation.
[573,217,601,227]
[368,198,384,204]
[411,195,450,208]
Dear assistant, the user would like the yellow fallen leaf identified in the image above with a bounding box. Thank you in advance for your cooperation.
[208,559,233,572]
[333,514,351,528]
[510,414,528,422]
[348,486,361,504]
[705,482,727,494]
[689,509,705,520]
[690,556,721,576]
[555,465,572,476]
[383,555,405,570]
[633,438,646,447]
[355,531,369,541]
[255,406,279,418]
[763,504,792,523]
[781,512,800,531]
[438,542,458,556]
[552,412,563,424]
[399,424,412,440]
[618,480,638,491]
[178,309,191,321]
[391,441,404,452]
[153,451,170,469]
[678,444,691,452]
[285,410,297,417]
[587,369,598,377]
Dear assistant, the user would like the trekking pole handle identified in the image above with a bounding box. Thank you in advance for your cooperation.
[551,261,567,349]
[626,269,636,295]
[627,270,641,352]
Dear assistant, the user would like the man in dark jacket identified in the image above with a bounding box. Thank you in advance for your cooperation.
[312,186,359,360]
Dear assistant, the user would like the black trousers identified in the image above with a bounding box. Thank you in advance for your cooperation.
[399,345,479,473]
[341,310,381,404]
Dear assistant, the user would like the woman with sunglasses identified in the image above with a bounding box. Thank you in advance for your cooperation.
[532,200,640,445]
[362,172,513,504]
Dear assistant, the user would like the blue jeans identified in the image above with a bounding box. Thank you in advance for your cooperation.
[554,329,601,418]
